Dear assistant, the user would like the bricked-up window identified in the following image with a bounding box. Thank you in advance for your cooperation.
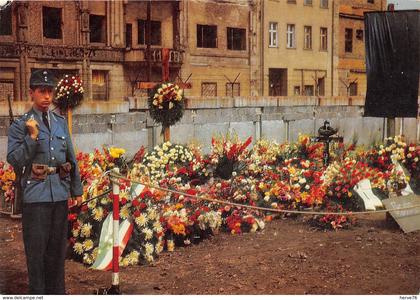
[90,15,106,43]
[345,28,353,53]
[304,26,312,49]
[317,77,325,96]
[227,27,246,51]
[197,25,217,48]
[43,7,62,39]
[287,24,296,48]
[0,2,12,35]
[269,22,278,47]
[320,0,329,8]
[137,19,161,45]
[294,86,301,95]
[304,0,313,6]
[201,82,217,96]
[320,27,328,51]
[304,85,314,96]
[92,70,108,101]
[349,82,358,96]
[226,83,240,96]
[0,81,14,101]
[368,0,374,3]
[356,29,363,41]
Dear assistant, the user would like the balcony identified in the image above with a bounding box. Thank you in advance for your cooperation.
[124,48,183,65]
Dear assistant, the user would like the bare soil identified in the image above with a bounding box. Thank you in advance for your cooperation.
[0,213,419,295]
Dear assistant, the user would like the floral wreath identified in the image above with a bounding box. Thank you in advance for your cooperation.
[54,74,84,112]
[148,82,185,129]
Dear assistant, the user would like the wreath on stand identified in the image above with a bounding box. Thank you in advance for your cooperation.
[54,74,85,113]
[148,82,185,135]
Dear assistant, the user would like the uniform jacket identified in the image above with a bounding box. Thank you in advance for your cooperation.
[7,108,83,203]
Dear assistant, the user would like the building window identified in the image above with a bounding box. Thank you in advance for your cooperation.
[0,2,12,36]
[227,27,246,51]
[304,26,312,50]
[201,82,217,96]
[287,0,297,3]
[356,29,363,41]
[320,0,329,8]
[320,27,328,51]
[345,28,353,53]
[197,25,217,48]
[43,7,62,39]
[304,0,313,6]
[268,22,278,47]
[269,68,288,96]
[92,70,108,101]
[367,0,374,3]
[137,19,161,45]
[226,83,240,96]
[90,15,106,43]
[287,24,296,49]
[304,85,314,96]
[349,82,358,96]
[294,86,301,95]
[126,23,132,48]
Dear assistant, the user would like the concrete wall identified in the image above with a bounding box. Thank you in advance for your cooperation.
[1,96,418,161]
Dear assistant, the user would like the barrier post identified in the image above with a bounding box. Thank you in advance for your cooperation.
[108,168,121,294]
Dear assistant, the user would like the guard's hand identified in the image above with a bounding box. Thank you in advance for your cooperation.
[68,196,83,208]
[25,119,39,140]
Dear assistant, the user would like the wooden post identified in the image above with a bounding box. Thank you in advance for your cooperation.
[387,117,395,138]
[164,126,170,142]
[67,108,73,135]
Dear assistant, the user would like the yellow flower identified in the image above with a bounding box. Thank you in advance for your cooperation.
[167,239,175,252]
[83,239,94,251]
[109,147,126,159]
[120,205,130,219]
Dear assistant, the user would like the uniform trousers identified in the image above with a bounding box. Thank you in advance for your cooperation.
[22,200,68,295]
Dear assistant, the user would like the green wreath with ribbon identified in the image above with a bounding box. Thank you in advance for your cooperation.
[148,82,185,130]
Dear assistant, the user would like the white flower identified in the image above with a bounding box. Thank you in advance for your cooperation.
[73,242,84,255]
[145,242,154,255]
[153,221,163,233]
[142,228,154,240]
[135,213,148,227]
[80,223,92,238]
[147,208,158,220]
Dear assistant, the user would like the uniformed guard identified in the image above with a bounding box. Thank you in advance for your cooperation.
[7,69,83,295]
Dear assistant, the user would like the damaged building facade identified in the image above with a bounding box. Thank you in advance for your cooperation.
[0,0,388,102]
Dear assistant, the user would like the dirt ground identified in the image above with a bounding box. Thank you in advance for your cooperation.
[0,213,419,295]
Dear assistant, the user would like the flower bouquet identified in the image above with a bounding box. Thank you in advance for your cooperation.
[54,74,84,112]
[148,82,185,137]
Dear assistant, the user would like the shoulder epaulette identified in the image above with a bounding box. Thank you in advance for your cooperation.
[51,111,65,119]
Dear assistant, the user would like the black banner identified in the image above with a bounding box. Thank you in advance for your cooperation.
[364,11,420,118]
